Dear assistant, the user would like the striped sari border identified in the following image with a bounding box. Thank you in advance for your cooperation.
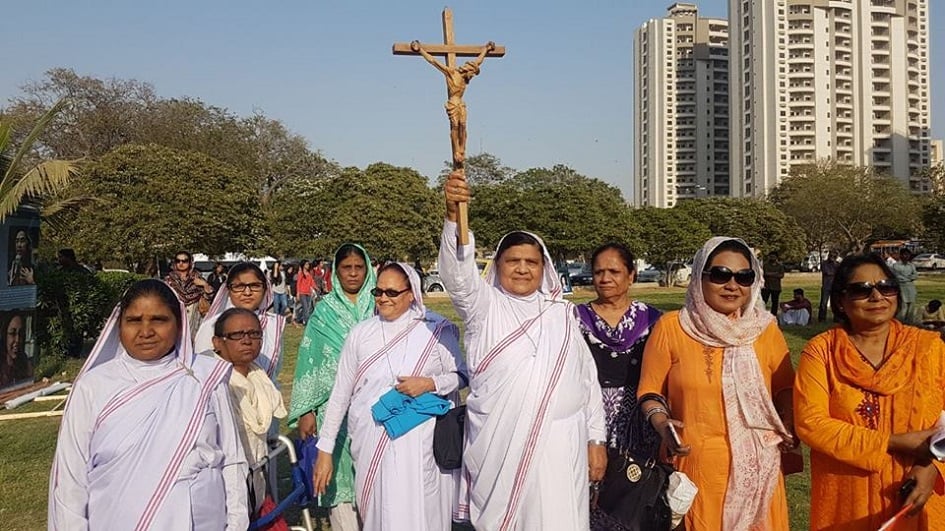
[134,360,230,530]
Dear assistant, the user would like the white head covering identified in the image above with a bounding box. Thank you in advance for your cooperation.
[205,263,275,318]
[484,231,563,301]
[197,263,284,377]
[78,280,194,379]
[387,262,426,317]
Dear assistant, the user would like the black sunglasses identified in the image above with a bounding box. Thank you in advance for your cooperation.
[370,287,411,298]
[702,266,756,287]
[174,257,191,264]
[218,329,263,341]
[842,280,899,301]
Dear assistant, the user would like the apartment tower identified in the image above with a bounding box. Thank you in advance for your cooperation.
[634,3,730,207]
[730,0,931,196]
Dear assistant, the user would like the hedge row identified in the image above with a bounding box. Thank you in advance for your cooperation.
[34,270,147,377]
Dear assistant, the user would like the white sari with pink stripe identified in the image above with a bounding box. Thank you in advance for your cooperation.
[48,304,248,530]
[316,263,468,531]
[438,221,606,531]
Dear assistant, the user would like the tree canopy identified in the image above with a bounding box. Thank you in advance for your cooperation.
[469,164,636,258]
[267,163,443,262]
[438,152,514,187]
[3,69,335,204]
[63,144,260,266]
[770,162,920,254]
[629,206,711,269]
[674,197,807,262]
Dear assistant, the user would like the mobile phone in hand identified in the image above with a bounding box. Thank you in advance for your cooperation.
[899,477,917,501]
[668,423,683,446]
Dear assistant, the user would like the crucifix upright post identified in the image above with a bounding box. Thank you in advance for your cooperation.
[393,8,505,244]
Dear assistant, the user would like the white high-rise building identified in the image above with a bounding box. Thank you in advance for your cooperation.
[932,139,944,166]
[730,0,931,196]
[634,3,730,207]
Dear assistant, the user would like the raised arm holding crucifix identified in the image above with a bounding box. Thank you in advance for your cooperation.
[411,40,495,167]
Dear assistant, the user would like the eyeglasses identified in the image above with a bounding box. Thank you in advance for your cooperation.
[174,257,191,264]
[842,280,899,301]
[702,266,756,287]
[370,287,411,298]
[230,282,265,293]
[219,329,264,341]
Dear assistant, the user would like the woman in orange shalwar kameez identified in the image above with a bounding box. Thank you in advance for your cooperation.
[638,237,797,530]
[795,253,945,530]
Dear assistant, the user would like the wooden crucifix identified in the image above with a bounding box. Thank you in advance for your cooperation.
[393,8,505,244]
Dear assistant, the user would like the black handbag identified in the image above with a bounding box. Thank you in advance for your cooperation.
[433,405,465,470]
[596,447,674,531]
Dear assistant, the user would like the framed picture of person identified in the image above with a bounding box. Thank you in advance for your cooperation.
[0,310,35,389]
[6,225,39,287]
[1,208,41,312]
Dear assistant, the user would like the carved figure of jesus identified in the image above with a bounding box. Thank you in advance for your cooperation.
[411,40,496,167]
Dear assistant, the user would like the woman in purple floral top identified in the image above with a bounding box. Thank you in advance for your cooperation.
[579,243,663,530]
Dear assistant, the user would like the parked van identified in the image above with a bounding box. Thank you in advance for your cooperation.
[799,252,821,273]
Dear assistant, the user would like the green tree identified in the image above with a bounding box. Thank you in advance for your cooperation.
[4,68,157,160]
[629,206,711,286]
[468,165,637,258]
[245,113,338,203]
[268,163,442,261]
[4,69,334,203]
[0,98,82,223]
[438,152,514,186]
[920,162,945,251]
[674,197,806,263]
[770,161,920,254]
[63,144,259,267]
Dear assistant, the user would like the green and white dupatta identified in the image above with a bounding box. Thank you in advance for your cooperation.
[288,244,376,507]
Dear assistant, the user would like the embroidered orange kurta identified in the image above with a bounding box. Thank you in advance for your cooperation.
[638,311,794,530]
[794,321,945,530]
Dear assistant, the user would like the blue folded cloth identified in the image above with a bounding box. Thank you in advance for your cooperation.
[371,388,451,439]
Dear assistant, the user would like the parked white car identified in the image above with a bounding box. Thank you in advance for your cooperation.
[912,253,945,270]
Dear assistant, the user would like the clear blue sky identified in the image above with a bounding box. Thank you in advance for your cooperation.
[2,1,942,199]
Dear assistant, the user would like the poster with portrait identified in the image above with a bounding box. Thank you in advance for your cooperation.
[0,310,35,390]
[6,225,39,287]
[1,209,40,312]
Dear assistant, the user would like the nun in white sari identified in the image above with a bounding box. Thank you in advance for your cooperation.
[194,262,285,382]
[48,279,248,530]
[439,170,607,531]
[313,262,467,531]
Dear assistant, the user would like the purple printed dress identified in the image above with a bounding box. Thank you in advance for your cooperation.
[577,300,662,531]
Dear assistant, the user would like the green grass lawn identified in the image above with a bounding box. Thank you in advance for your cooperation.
[3,272,944,530]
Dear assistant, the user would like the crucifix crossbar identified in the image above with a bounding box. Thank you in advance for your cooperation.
[393,8,505,244]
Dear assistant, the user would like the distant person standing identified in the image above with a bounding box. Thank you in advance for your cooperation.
[296,260,315,325]
[269,261,289,317]
[890,248,918,323]
[207,263,228,297]
[761,252,785,317]
[286,264,299,325]
[818,251,838,323]
[56,249,90,275]
[164,251,213,333]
